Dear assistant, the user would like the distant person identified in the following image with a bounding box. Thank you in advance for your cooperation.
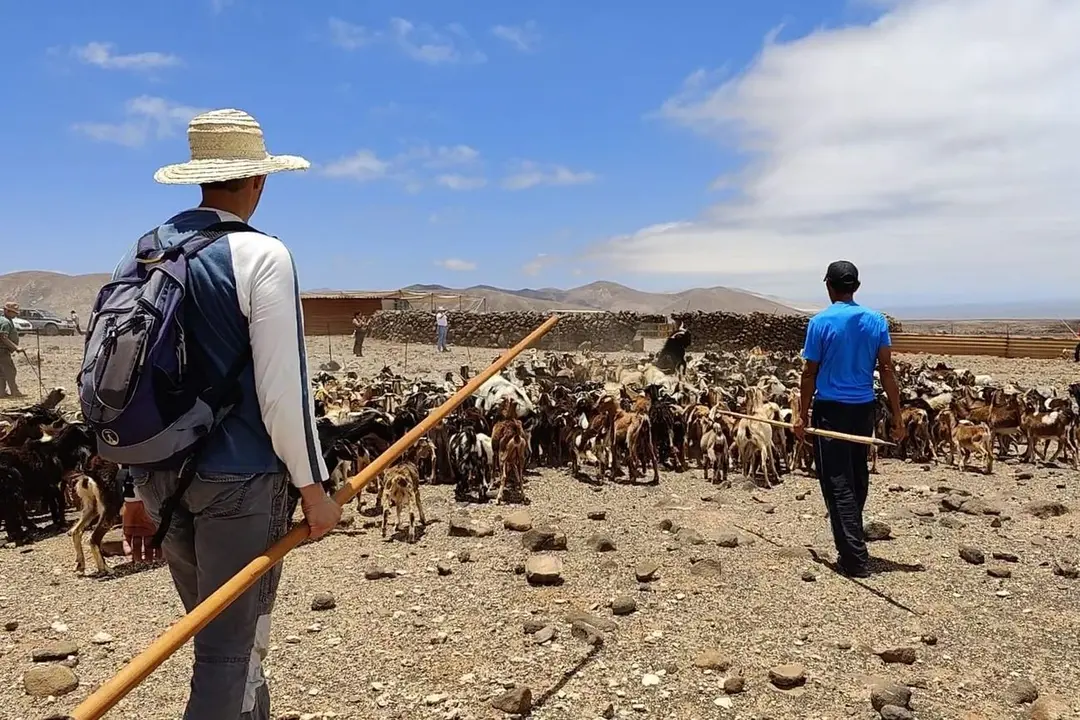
[79,108,338,720]
[1073,329,1080,363]
[435,306,449,352]
[794,261,903,578]
[0,301,26,398]
[70,309,82,335]
[351,311,367,357]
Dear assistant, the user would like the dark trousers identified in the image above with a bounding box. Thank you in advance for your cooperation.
[812,399,875,572]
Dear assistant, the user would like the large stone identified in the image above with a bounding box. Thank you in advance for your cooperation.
[524,555,564,585]
[959,546,986,565]
[588,532,617,552]
[1006,678,1039,705]
[870,681,912,711]
[693,649,732,671]
[635,560,660,582]
[1052,557,1079,579]
[690,557,722,578]
[876,646,917,665]
[521,527,567,552]
[565,609,617,633]
[864,521,893,541]
[675,527,705,546]
[23,665,79,697]
[1024,501,1069,519]
[611,595,637,616]
[880,706,915,720]
[503,510,533,532]
[32,642,80,663]
[768,663,806,689]
[448,514,494,537]
[491,686,533,715]
[310,592,337,611]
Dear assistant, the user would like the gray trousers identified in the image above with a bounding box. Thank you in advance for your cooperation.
[135,471,292,720]
[0,351,18,395]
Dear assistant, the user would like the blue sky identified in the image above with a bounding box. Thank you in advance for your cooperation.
[2,0,1078,310]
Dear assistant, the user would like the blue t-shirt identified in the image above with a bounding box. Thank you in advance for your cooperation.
[802,301,890,404]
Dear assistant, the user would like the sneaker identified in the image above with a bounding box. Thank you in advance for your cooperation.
[839,563,871,579]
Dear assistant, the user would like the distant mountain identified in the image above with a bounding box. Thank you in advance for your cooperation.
[0,271,111,317]
[403,280,804,315]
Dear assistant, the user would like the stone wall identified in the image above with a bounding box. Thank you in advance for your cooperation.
[671,311,903,352]
[366,311,643,351]
[366,309,903,353]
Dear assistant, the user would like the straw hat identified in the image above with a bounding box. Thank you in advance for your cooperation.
[3,301,19,313]
[153,109,310,185]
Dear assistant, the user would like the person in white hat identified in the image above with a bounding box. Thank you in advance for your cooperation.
[0,301,26,397]
[435,305,449,352]
[117,109,339,720]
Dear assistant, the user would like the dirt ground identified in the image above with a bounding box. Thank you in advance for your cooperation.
[1,337,1078,720]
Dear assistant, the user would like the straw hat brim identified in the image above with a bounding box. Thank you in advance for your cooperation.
[153,154,310,185]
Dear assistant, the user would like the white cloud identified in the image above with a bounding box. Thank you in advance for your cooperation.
[323,145,485,189]
[321,150,391,181]
[491,21,541,52]
[502,161,597,190]
[72,42,181,71]
[522,253,558,276]
[73,96,204,148]
[436,174,487,191]
[389,17,486,65]
[328,17,374,50]
[594,0,1080,301]
[436,258,477,271]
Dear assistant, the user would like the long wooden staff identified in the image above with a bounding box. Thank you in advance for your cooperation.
[69,315,560,720]
[713,409,894,447]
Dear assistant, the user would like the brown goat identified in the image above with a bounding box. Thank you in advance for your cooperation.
[379,461,426,542]
[495,419,528,504]
[950,421,994,474]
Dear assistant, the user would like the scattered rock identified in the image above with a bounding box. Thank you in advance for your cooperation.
[4,621,18,632]
[100,528,126,557]
[1006,678,1039,705]
[987,565,1012,578]
[921,634,937,646]
[1024,501,1070,519]
[491,686,532,716]
[911,504,937,517]
[1052,557,1079,579]
[778,546,813,560]
[641,673,661,687]
[939,515,967,530]
[525,555,564,585]
[880,706,915,720]
[723,675,746,694]
[90,631,113,645]
[364,566,395,581]
[768,663,806,689]
[689,557,722,578]
[23,665,79,697]
[635,560,660,582]
[870,681,912,711]
[876,646,917,665]
[801,569,817,582]
[1027,696,1069,720]
[587,509,607,521]
[993,551,1020,563]
[521,527,567,552]
[503,511,533,532]
[675,527,705,546]
[32,642,80,662]
[658,518,681,533]
[448,514,494,537]
[715,531,740,548]
[458,548,473,563]
[588,532,617,552]
[960,498,1002,516]
[941,494,967,511]
[436,562,453,577]
[864,521,893,541]
[693,650,732,671]
[611,595,637,616]
[570,620,605,647]
[311,592,337,611]
[959,546,986,565]
[600,702,616,718]
[523,619,547,635]
[533,625,556,644]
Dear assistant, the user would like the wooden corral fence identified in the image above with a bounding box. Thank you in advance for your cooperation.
[891,333,1078,360]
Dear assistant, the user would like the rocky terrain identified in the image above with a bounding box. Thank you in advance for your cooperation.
[0,338,1078,720]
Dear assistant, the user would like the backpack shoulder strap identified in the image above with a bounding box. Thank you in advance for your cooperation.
[180,220,262,259]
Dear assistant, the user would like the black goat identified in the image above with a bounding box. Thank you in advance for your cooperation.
[654,325,692,375]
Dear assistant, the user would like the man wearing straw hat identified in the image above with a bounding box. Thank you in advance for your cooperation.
[793,261,903,579]
[0,301,27,398]
[121,109,340,720]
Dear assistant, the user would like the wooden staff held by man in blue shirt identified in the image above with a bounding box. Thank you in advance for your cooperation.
[793,261,904,578]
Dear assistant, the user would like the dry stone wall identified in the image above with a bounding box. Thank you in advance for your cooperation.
[367,311,642,350]
[671,311,903,352]
[365,309,902,352]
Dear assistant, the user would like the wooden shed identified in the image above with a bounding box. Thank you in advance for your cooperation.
[300,291,401,336]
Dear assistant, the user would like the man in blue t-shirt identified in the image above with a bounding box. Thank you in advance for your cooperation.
[794,261,903,578]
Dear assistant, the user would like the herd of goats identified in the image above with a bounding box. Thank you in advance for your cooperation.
[0,329,1079,573]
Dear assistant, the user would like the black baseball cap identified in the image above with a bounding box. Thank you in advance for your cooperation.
[824,260,860,291]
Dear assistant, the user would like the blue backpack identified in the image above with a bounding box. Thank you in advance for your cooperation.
[78,220,254,544]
